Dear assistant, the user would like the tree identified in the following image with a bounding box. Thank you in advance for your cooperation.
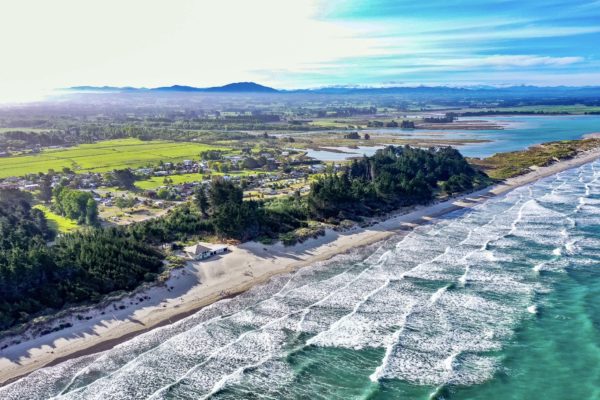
[113,169,137,190]
[209,178,243,209]
[53,187,98,225]
[85,198,98,225]
[39,174,53,203]
[242,157,260,169]
[195,187,209,216]
[115,196,137,210]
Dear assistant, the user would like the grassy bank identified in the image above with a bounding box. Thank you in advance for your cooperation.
[470,138,600,179]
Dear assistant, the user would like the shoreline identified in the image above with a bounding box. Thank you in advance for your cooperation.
[2,147,600,387]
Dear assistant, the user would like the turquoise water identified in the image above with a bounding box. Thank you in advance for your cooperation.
[2,161,600,399]
[365,115,600,158]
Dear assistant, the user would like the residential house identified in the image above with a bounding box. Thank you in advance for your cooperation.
[184,243,229,260]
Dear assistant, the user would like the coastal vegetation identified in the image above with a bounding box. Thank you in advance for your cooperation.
[0,190,163,331]
[471,138,600,179]
[308,146,488,219]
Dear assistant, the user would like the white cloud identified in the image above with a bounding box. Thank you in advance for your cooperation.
[441,55,584,68]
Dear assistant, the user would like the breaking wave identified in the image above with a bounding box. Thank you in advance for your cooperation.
[2,160,600,399]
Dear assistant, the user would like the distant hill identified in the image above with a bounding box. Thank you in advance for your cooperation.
[203,82,278,93]
[66,83,600,99]
[68,85,139,92]
[69,82,278,93]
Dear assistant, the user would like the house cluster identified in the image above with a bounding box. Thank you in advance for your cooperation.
[135,159,204,178]
[0,172,104,192]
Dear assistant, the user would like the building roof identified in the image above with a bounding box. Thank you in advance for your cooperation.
[184,244,212,255]
[184,243,228,255]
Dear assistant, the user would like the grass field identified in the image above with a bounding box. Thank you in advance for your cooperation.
[0,138,231,178]
[135,170,268,190]
[34,205,79,233]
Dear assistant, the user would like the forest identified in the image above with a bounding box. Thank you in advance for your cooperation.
[307,146,488,219]
[0,190,163,331]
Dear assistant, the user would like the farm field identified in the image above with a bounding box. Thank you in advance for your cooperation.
[0,138,230,178]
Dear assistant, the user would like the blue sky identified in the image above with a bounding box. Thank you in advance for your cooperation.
[273,0,600,87]
[0,0,599,101]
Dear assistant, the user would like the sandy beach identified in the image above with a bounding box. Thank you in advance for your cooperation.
[2,147,600,387]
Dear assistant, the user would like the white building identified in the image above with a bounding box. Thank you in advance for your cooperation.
[184,243,229,260]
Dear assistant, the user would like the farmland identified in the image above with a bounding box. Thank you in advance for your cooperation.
[0,138,230,178]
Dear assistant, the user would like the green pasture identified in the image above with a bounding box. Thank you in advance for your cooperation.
[135,170,268,190]
[0,138,230,178]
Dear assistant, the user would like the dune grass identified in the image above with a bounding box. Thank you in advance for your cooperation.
[471,138,600,180]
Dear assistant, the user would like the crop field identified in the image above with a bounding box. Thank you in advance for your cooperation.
[0,139,230,178]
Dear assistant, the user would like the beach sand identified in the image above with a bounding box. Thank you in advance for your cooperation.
[2,147,600,386]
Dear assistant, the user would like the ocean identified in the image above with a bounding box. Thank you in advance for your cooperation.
[2,160,600,399]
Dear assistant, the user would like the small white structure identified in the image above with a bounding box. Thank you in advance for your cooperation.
[184,243,229,260]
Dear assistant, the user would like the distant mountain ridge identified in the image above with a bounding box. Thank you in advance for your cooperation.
[67,82,600,97]
[69,82,278,93]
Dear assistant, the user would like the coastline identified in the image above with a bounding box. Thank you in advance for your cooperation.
[2,147,600,387]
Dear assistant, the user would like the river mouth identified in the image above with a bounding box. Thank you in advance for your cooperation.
[298,115,600,160]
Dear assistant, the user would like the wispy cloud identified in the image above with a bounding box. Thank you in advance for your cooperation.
[436,55,584,68]
[0,0,598,94]
[265,0,600,87]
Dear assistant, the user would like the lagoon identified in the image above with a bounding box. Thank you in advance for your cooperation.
[306,115,600,161]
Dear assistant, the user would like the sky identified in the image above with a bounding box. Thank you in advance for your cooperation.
[1,0,599,101]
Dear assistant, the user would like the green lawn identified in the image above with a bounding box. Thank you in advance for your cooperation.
[135,170,268,190]
[0,138,231,178]
[34,205,79,233]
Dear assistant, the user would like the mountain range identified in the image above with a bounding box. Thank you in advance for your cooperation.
[68,82,278,94]
[67,82,600,98]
